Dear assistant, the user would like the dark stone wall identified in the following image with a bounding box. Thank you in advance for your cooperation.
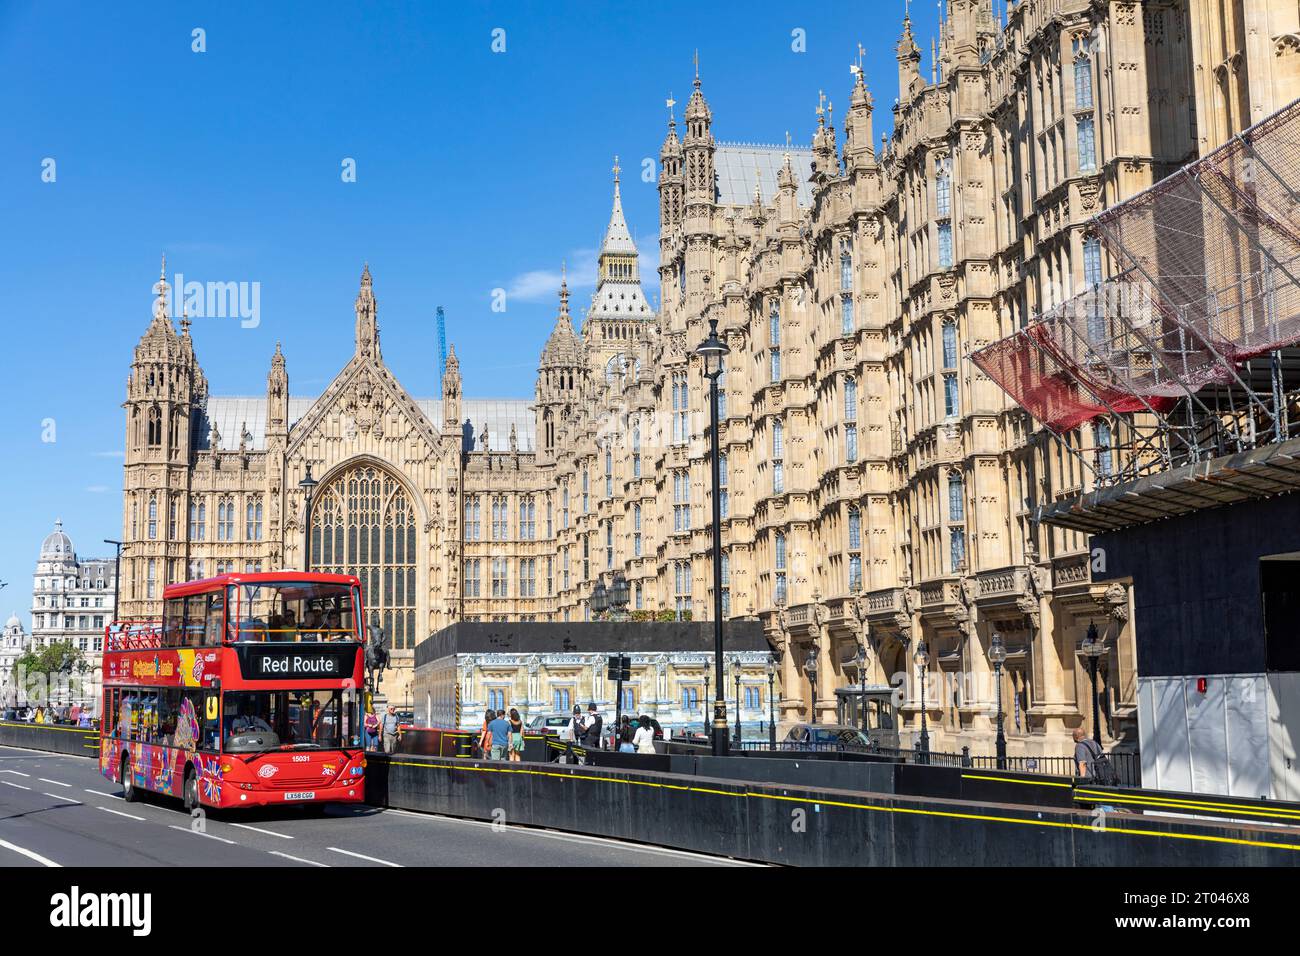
[1094,490,1300,677]
[0,721,100,756]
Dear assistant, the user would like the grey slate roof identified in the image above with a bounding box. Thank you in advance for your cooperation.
[714,144,815,207]
[199,396,536,453]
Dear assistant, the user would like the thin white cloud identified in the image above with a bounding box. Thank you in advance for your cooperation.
[85,485,111,494]
[91,451,125,459]
[505,248,598,303]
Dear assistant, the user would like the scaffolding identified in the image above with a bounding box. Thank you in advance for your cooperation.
[973,98,1300,489]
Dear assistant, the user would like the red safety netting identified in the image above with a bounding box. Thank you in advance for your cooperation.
[974,99,1300,432]
[1094,98,1300,364]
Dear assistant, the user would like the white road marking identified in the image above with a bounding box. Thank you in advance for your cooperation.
[85,789,122,800]
[0,769,31,776]
[38,778,70,787]
[168,825,236,845]
[97,806,145,821]
[229,822,292,839]
[0,838,61,867]
[326,846,402,867]
[269,850,328,867]
[0,745,93,760]
[379,807,763,865]
[1,780,31,791]
[44,793,82,804]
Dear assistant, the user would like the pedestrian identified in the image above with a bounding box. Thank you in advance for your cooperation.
[478,709,495,758]
[565,705,583,743]
[363,706,380,751]
[507,708,525,762]
[616,715,635,752]
[488,708,512,761]
[379,703,400,754]
[1073,727,1118,785]
[633,714,656,754]
[581,702,604,749]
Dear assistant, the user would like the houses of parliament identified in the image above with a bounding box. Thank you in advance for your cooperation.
[117,0,1299,756]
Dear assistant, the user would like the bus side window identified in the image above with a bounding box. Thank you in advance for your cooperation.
[204,593,225,645]
[184,595,206,647]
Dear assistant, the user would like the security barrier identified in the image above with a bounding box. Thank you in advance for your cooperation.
[0,720,100,757]
[362,751,1300,866]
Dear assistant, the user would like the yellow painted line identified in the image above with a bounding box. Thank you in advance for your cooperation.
[1074,790,1300,821]
[383,757,1300,853]
[961,773,1073,789]
[1074,787,1300,816]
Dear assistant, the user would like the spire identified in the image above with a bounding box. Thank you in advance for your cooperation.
[600,156,637,257]
[896,6,923,99]
[540,267,584,369]
[355,262,379,358]
[150,254,173,330]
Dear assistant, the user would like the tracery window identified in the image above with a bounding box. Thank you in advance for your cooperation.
[309,464,417,650]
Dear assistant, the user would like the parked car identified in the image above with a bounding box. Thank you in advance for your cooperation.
[781,724,871,750]
[395,709,415,732]
[527,713,573,736]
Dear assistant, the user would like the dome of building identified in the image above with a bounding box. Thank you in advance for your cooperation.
[4,613,19,631]
[40,519,75,561]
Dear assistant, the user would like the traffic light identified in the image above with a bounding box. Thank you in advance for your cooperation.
[606,654,631,682]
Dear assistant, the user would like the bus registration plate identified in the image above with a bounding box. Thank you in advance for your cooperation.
[284,791,316,800]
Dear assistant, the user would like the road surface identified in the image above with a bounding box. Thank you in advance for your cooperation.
[0,744,752,867]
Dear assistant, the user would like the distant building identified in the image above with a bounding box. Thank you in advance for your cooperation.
[0,613,28,704]
[30,519,116,680]
[412,621,772,736]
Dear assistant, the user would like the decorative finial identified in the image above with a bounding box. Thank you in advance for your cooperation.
[180,307,191,336]
[612,155,620,184]
[693,49,699,86]
[666,92,676,123]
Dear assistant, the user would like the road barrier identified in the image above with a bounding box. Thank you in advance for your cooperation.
[362,751,1300,866]
[0,720,99,757]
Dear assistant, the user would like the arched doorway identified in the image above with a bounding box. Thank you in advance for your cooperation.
[309,462,418,650]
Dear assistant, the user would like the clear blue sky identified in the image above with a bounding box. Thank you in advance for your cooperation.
[0,0,941,625]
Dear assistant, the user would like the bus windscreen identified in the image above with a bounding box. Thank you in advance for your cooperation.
[232,582,358,643]
[223,689,358,752]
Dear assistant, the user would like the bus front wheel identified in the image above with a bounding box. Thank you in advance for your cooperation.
[121,754,138,802]
[182,766,199,813]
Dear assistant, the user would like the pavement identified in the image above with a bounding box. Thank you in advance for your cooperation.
[0,745,755,867]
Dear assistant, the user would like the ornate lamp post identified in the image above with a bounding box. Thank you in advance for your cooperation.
[703,669,711,737]
[1080,622,1106,746]
[915,639,930,761]
[609,572,630,622]
[856,641,869,736]
[695,317,731,756]
[766,653,777,746]
[804,646,818,727]
[298,464,319,571]
[591,581,609,620]
[989,630,1008,770]
[731,654,743,743]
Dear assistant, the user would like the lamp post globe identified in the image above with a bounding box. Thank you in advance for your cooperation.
[695,317,731,757]
[989,631,1008,770]
[591,582,609,618]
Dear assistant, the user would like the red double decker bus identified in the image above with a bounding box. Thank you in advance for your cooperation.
[100,572,368,810]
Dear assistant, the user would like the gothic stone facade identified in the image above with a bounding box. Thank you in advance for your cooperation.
[119,0,1299,751]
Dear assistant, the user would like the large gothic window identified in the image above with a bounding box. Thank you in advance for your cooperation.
[309,464,418,650]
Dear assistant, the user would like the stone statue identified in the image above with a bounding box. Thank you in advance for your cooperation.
[365,610,390,692]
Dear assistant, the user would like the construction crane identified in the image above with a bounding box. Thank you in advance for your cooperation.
[435,305,448,378]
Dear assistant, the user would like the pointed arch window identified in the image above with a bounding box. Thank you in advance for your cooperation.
[772,420,785,494]
[147,405,162,447]
[309,463,418,650]
[147,496,158,540]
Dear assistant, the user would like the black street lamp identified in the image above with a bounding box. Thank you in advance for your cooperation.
[703,669,711,737]
[298,464,319,571]
[915,640,930,762]
[1080,622,1106,746]
[766,654,777,747]
[732,654,743,743]
[856,641,869,736]
[989,630,1008,770]
[609,572,630,621]
[695,317,731,757]
[591,581,609,620]
[804,647,818,726]
[103,539,122,621]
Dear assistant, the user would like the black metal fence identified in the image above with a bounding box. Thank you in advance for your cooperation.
[720,739,1141,787]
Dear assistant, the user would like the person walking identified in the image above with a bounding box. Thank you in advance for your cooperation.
[379,704,400,754]
[1073,727,1118,785]
[478,709,495,759]
[487,708,511,761]
[617,717,635,753]
[363,707,380,751]
[508,708,525,762]
[633,714,656,755]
